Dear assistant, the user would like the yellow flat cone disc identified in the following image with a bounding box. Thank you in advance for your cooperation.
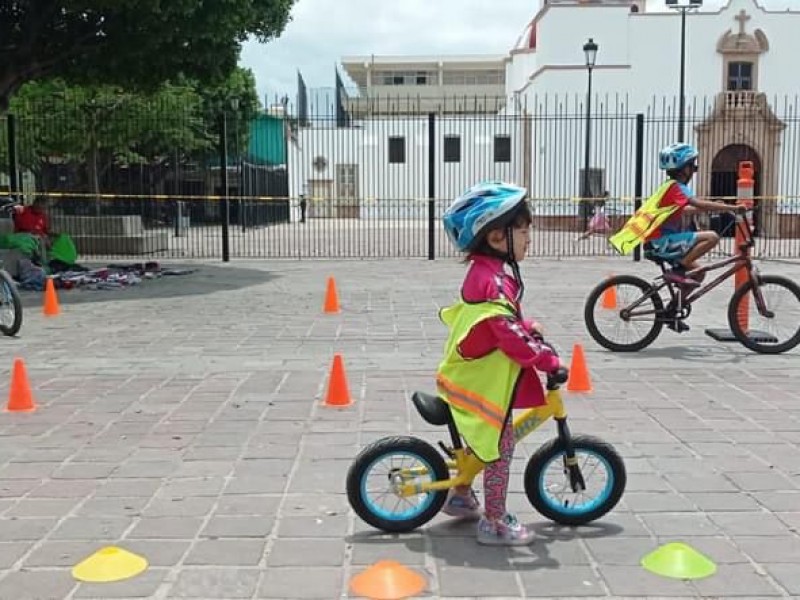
[641,542,716,580]
[72,546,148,583]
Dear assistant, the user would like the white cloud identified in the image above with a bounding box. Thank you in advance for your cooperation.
[238,0,538,103]
[239,0,796,104]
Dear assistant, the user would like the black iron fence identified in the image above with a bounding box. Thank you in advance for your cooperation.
[2,92,800,261]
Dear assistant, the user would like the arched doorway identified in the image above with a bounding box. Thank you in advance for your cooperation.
[710,144,761,237]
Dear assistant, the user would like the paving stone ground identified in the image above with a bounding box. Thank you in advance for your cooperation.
[1,256,800,599]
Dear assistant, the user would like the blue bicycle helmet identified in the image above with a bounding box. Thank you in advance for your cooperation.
[442,181,528,252]
[659,143,699,171]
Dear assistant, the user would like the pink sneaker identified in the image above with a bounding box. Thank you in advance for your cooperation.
[441,489,482,520]
[476,513,534,546]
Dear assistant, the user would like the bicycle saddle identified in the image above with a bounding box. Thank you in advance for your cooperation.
[411,392,453,427]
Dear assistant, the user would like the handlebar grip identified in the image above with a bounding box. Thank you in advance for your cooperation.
[551,367,569,385]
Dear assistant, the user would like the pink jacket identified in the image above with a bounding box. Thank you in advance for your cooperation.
[457,254,560,409]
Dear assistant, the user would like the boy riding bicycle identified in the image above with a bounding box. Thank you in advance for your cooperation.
[645,143,743,285]
[612,142,742,286]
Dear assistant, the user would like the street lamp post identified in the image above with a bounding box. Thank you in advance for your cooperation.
[666,0,702,143]
[582,38,598,230]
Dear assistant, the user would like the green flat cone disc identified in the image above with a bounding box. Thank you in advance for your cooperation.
[641,542,717,580]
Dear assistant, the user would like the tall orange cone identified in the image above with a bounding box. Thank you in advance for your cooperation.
[349,560,427,600]
[43,278,60,316]
[323,353,352,407]
[566,343,592,393]
[6,358,36,412]
[323,276,340,314]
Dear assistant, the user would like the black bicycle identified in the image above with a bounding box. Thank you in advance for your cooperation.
[584,208,800,354]
[0,198,23,337]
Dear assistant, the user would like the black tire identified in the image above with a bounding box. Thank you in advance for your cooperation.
[727,274,800,354]
[0,270,22,337]
[346,436,449,533]
[524,434,626,526]
[584,275,664,352]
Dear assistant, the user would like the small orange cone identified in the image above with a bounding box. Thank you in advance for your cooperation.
[323,353,352,407]
[349,560,427,600]
[601,283,617,309]
[6,358,36,412]
[566,343,592,393]
[323,276,340,314]
[43,278,60,316]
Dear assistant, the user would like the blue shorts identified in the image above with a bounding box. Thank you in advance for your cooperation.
[648,232,698,261]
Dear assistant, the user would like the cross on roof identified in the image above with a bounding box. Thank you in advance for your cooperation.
[735,9,751,35]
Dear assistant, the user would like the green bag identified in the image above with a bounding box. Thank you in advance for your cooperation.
[0,233,40,256]
[50,234,78,265]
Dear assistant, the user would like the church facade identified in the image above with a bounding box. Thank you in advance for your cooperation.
[508,0,797,232]
[289,0,799,235]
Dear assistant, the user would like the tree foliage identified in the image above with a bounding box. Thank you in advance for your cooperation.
[1,67,261,197]
[0,0,295,111]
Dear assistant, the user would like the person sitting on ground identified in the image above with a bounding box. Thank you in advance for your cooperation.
[12,196,83,272]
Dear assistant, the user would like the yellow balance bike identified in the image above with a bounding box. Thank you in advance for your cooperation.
[346,342,627,533]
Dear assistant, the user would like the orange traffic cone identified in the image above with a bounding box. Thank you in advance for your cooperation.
[349,560,427,600]
[323,353,352,407]
[43,278,60,316]
[6,358,36,412]
[601,283,617,309]
[323,276,340,314]
[566,343,592,393]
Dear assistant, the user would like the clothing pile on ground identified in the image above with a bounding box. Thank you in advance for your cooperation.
[17,261,195,292]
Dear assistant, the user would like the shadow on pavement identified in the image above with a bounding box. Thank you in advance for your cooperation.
[347,520,624,571]
[16,262,279,306]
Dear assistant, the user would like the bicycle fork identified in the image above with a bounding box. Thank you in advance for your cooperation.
[556,417,586,493]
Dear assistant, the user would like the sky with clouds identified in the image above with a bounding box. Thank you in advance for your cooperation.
[238,0,790,105]
[239,0,538,103]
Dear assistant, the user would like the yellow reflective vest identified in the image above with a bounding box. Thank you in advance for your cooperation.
[609,180,680,255]
[436,297,521,463]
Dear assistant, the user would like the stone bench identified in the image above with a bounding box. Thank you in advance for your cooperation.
[0,215,169,255]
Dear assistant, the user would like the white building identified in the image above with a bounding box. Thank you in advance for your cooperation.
[340,55,507,115]
[289,0,800,235]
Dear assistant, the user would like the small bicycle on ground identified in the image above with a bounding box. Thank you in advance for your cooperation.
[584,208,800,354]
[0,197,23,337]
[346,341,627,533]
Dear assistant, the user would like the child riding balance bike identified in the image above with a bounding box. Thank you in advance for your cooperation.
[346,181,626,546]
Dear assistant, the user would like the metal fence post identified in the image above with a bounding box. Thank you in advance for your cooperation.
[219,112,230,262]
[6,114,19,199]
[633,113,644,262]
[427,112,436,261]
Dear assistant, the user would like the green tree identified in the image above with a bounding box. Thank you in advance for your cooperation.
[1,69,261,198]
[196,67,262,163]
[0,0,295,111]
[4,80,208,199]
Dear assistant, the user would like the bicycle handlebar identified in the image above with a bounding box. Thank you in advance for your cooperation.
[533,335,570,388]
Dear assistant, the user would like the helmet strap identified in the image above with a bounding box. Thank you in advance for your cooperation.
[505,224,525,303]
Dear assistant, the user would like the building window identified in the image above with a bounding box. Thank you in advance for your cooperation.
[444,136,461,163]
[727,62,753,91]
[376,70,436,86]
[494,135,511,163]
[388,137,406,163]
[442,70,505,85]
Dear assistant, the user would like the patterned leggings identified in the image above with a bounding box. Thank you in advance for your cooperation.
[483,419,515,522]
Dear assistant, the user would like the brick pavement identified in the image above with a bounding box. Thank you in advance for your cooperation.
[0,256,799,599]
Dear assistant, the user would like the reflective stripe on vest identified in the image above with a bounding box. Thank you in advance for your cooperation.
[436,373,504,431]
[610,180,679,255]
[435,297,522,462]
